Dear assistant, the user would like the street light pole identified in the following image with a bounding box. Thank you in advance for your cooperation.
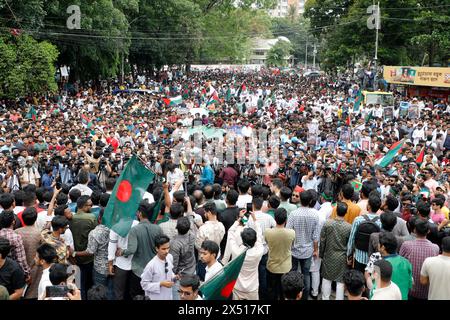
[313,44,317,69]
[305,41,308,69]
[374,2,380,91]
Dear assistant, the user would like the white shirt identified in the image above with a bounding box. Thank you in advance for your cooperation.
[38,267,52,300]
[236,194,253,210]
[371,282,402,300]
[301,176,319,191]
[69,184,93,197]
[108,220,139,270]
[143,192,155,204]
[247,211,276,255]
[420,255,450,300]
[167,168,184,191]
[140,254,174,300]
[318,202,333,221]
[205,261,223,282]
[195,221,225,255]
[229,221,264,293]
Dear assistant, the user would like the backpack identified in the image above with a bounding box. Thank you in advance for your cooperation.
[354,215,380,251]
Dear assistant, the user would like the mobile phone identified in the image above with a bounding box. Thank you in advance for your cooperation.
[46,285,70,298]
[246,203,252,216]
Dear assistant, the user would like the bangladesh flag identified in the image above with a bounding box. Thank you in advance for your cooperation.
[163,95,182,106]
[353,90,362,112]
[375,139,405,168]
[416,147,425,166]
[225,88,232,102]
[102,156,155,237]
[199,250,247,300]
[81,114,93,128]
[351,180,363,192]
[150,194,164,224]
[26,106,37,121]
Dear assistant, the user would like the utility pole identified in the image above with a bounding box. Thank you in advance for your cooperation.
[367,2,381,91]
[305,41,308,69]
[121,50,124,84]
[374,2,380,91]
[313,44,317,69]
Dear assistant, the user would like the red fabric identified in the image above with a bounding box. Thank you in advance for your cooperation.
[106,137,119,151]
[17,205,44,226]
[168,115,178,123]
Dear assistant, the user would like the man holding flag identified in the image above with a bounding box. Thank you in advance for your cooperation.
[103,155,164,298]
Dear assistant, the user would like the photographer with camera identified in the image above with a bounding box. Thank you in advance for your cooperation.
[19,156,41,188]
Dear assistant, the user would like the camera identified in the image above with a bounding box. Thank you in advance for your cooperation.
[99,158,107,170]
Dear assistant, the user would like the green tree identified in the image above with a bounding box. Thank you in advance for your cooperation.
[0,35,58,98]
[266,39,293,67]
[271,16,312,67]
[198,9,271,64]
[410,1,450,66]
[308,0,422,71]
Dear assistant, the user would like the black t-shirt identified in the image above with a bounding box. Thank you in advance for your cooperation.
[0,257,25,295]
[218,206,240,254]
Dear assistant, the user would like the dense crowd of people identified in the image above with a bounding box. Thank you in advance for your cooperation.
[0,68,450,300]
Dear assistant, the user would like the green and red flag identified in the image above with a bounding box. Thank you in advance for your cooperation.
[81,114,93,128]
[236,82,246,98]
[375,139,405,168]
[199,250,247,300]
[150,194,164,224]
[351,180,363,192]
[416,147,425,166]
[163,95,183,106]
[26,106,37,121]
[206,90,220,106]
[102,156,155,237]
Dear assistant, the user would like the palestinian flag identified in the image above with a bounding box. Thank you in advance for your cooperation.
[375,139,405,168]
[351,180,363,192]
[353,90,362,112]
[365,110,373,123]
[26,106,37,121]
[163,95,182,106]
[416,147,425,166]
[81,114,93,128]
[102,156,155,237]
[207,91,220,106]
[236,82,246,98]
[199,250,247,300]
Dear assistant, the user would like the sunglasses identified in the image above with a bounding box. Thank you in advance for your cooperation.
[165,261,168,275]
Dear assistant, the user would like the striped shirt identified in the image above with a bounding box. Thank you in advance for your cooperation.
[0,229,30,277]
[286,206,320,259]
[347,214,382,265]
[399,238,439,299]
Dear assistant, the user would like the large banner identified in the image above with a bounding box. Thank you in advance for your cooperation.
[383,66,450,88]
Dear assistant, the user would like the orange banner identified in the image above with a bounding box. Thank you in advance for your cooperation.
[383,66,450,88]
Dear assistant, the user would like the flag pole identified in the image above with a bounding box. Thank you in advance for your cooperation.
[132,152,158,178]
